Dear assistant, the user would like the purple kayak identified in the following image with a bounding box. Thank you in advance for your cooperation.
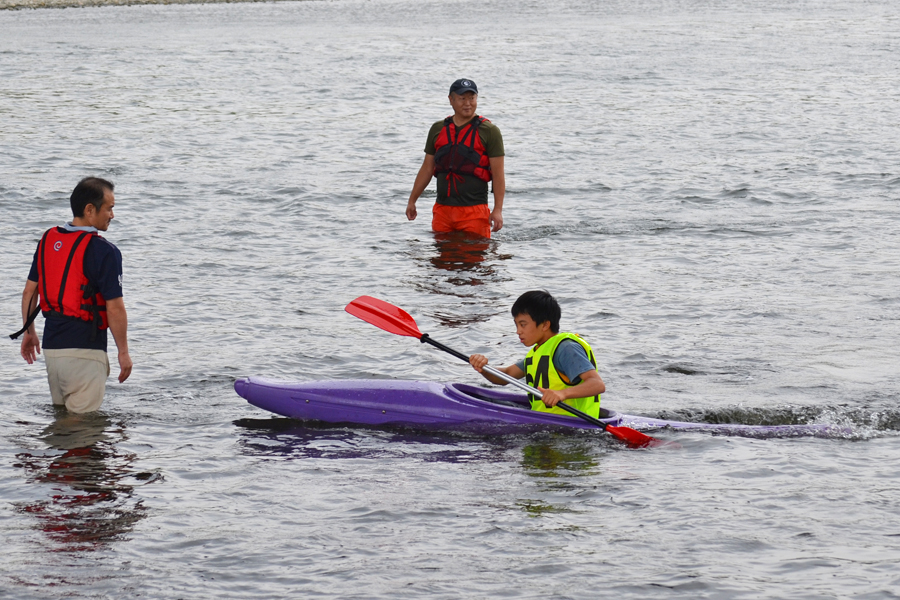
[234,377,843,438]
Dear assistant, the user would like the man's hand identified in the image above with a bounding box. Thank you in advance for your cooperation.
[489,155,504,232]
[21,331,41,364]
[20,279,40,364]
[490,208,503,232]
[117,350,133,383]
[407,154,435,222]
[105,297,131,383]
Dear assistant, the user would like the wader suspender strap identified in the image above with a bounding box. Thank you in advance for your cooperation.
[460,116,483,150]
[445,116,483,152]
[441,119,460,194]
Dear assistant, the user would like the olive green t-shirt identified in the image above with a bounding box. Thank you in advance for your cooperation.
[425,117,504,207]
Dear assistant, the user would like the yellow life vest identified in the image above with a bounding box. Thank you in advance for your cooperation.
[524,332,601,419]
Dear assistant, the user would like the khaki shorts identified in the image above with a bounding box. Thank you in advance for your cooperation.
[44,349,110,414]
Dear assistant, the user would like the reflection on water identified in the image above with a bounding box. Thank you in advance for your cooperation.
[409,231,514,328]
[521,436,601,479]
[430,231,492,277]
[518,436,606,518]
[234,416,516,462]
[13,410,155,552]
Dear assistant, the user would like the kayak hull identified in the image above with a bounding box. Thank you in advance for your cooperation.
[235,377,608,430]
[234,377,843,437]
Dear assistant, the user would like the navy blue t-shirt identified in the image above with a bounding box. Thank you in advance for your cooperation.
[28,227,124,351]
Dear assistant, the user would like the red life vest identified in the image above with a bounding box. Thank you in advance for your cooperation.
[36,227,108,331]
[433,115,492,194]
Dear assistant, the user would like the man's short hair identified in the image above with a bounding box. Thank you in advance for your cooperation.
[512,290,561,333]
[71,177,114,218]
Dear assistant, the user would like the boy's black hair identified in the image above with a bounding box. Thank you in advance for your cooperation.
[70,177,114,218]
[511,290,560,333]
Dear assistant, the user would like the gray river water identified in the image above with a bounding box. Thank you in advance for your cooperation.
[2,0,899,597]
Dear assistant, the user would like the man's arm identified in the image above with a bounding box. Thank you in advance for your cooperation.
[489,156,504,232]
[105,297,133,383]
[20,279,40,364]
[469,353,524,385]
[406,154,436,221]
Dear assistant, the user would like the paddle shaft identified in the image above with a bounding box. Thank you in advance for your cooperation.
[420,334,611,431]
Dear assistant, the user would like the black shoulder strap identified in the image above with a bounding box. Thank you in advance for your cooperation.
[442,117,456,145]
[10,294,41,340]
[462,115,485,148]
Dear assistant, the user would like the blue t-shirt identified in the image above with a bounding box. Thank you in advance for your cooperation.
[28,225,124,351]
[515,338,596,383]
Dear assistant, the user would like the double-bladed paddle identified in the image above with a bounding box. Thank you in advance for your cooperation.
[345,295,661,448]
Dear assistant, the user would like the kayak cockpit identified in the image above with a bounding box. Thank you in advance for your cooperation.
[445,383,619,420]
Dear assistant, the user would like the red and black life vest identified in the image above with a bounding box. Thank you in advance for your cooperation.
[36,227,108,332]
[433,115,492,194]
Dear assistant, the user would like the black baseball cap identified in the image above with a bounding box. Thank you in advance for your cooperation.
[449,79,478,95]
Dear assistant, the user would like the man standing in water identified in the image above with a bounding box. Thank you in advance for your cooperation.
[406,79,506,238]
[15,177,132,413]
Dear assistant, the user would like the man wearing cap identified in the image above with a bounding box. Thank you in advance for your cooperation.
[406,79,505,238]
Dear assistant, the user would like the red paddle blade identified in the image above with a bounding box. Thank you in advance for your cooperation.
[605,425,659,448]
[345,296,423,339]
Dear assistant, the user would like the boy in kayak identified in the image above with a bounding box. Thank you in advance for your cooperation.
[469,290,606,418]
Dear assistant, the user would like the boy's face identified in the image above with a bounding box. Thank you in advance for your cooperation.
[514,313,552,347]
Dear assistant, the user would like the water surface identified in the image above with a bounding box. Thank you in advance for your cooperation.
[1,1,899,597]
